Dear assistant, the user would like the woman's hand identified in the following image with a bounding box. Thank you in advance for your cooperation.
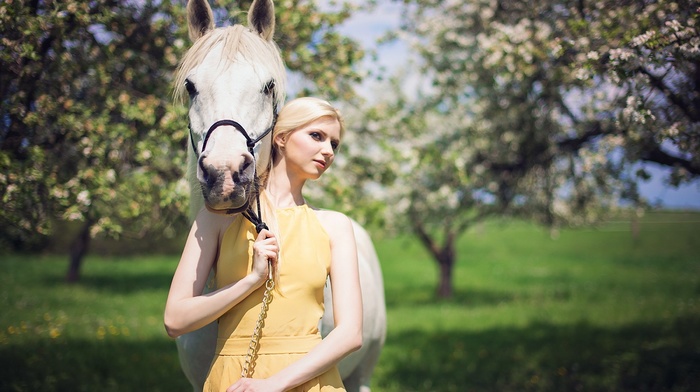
[251,229,278,283]
[227,377,284,392]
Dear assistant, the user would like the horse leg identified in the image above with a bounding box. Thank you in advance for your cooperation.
[176,271,217,391]
[176,322,216,392]
[345,334,383,392]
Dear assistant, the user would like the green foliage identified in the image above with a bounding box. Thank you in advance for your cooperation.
[271,0,367,101]
[1,211,698,391]
[0,0,192,250]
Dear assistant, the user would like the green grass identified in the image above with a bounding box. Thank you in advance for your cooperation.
[0,255,186,391]
[1,211,699,391]
[374,211,700,392]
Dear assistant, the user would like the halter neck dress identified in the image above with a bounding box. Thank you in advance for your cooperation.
[202,204,345,392]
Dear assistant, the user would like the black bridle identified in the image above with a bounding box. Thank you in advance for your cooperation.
[189,114,277,234]
[194,119,274,161]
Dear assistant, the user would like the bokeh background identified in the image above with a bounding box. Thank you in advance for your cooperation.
[2,0,699,391]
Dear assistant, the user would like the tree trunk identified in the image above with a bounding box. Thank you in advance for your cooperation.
[412,220,458,299]
[436,254,454,298]
[65,219,94,283]
[436,242,455,299]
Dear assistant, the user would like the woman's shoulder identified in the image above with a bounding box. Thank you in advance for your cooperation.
[311,209,358,257]
[311,208,354,237]
[311,208,349,224]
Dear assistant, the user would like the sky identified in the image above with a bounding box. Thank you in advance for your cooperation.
[331,1,700,210]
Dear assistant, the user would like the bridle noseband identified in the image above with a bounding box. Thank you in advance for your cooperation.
[192,119,275,160]
[189,114,277,233]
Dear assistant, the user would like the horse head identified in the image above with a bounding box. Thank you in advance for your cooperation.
[176,0,286,216]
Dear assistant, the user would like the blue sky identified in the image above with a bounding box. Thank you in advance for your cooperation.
[334,2,700,210]
[636,165,700,209]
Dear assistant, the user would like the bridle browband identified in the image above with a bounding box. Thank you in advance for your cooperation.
[189,113,277,234]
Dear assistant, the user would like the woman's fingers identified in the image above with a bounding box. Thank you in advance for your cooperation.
[256,230,278,258]
[252,229,278,279]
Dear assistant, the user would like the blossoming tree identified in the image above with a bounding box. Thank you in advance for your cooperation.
[323,0,699,297]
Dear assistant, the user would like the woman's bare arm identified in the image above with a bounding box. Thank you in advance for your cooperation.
[164,210,278,337]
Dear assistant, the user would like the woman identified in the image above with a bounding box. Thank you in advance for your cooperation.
[164,97,363,392]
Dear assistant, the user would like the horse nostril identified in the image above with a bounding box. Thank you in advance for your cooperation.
[232,155,254,185]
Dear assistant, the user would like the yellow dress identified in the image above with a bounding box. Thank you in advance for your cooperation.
[203,205,345,392]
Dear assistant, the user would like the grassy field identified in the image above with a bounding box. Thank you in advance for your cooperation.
[1,210,699,391]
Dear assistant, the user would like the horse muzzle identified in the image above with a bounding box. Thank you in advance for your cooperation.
[198,151,255,214]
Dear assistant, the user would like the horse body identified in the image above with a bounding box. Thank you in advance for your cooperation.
[174,1,385,391]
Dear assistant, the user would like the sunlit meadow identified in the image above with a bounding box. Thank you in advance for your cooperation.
[1,210,699,391]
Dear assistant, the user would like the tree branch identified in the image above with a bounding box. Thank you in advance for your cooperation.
[639,143,700,176]
[411,218,441,262]
[638,66,698,122]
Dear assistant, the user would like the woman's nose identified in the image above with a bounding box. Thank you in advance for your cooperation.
[321,140,334,156]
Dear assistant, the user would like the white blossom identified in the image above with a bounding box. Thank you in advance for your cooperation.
[105,169,116,183]
[631,30,656,47]
[77,190,91,206]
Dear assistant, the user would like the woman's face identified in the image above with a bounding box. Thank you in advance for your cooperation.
[276,116,341,180]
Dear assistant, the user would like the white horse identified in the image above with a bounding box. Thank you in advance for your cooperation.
[172,1,386,391]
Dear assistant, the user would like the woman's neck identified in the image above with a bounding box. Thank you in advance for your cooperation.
[265,166,306,208]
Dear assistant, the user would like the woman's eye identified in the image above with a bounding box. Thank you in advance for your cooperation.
[331,141,339,151]
[310,132,321,140]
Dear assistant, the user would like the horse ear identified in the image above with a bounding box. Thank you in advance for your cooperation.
[187,0,215,42]
[248,0,275,41]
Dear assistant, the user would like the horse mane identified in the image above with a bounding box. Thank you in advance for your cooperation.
[173,24,287,106]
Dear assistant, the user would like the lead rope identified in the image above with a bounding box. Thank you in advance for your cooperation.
[239,211,274,379]
[240,103,279,378]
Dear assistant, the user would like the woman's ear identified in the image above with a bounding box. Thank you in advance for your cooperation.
[274,134,286,151]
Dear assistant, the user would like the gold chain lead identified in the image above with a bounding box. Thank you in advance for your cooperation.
[240,265,275,379]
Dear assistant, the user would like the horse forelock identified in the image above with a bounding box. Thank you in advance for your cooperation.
[174,24,286,107]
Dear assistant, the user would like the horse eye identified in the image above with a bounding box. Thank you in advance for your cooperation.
[263,80,275,96]
[184,79,197,97]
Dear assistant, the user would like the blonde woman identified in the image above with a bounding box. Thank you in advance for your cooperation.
[165,97,362,392]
